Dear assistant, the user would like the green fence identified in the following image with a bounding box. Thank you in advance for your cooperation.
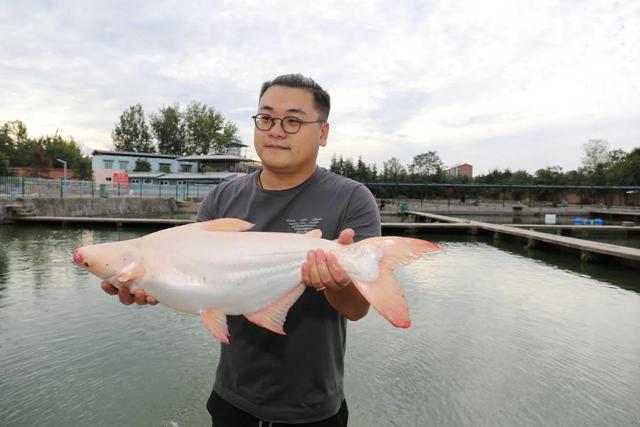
[0,177,216,200]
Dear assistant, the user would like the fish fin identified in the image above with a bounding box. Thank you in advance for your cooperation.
[305,229,322,238]
[199,309,230,344]
[200,218,254,232]
[116,261,145,283]
[351,237,441,328]
[244,284,306,335]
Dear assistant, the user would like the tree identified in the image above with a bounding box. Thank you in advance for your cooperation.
[183,102,226,155]
[112,104,155,152]
[134,158,152,172]
[150,104,185,155]
[408,151,444,178]
[581,139,610,173]
[382,157,406,182]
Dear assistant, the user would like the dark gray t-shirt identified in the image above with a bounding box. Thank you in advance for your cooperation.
[196,167,381,423]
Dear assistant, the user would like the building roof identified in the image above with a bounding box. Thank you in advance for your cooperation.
[226,141,248,148]
[177,154,252,161]
[159,172,242,180]
[92,150,179,159]
[127,172,165,178]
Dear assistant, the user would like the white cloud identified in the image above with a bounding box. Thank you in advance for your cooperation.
[1,0,638,174]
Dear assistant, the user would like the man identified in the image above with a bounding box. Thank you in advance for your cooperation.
[102,74,381,425]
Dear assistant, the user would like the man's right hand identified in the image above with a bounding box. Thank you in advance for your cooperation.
[101,281,158,306]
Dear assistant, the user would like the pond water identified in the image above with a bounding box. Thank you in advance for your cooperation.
[1,225,639,426]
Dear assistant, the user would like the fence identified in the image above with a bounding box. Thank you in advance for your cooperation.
[0,176,216,201]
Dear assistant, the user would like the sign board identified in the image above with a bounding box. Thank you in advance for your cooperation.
[112,172,129,188]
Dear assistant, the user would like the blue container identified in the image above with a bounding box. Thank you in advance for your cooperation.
[594,218,604,225]
[575,217,583,225]
[584,218,592,225]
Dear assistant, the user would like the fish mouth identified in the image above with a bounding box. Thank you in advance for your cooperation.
[73,249,83,266]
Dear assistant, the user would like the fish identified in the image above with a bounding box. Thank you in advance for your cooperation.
[73,218,440,344]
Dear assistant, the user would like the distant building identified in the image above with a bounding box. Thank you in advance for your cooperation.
[445,163,473,178]
[91,142,261,185]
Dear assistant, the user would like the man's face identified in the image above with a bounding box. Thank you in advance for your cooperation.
[254,85,329,174]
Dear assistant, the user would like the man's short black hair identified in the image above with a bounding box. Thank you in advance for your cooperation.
[260,74,331,121]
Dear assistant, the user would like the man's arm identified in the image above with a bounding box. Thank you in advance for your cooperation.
[301,184,381,321]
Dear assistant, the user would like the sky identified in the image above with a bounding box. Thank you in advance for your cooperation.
[1,0,639,175]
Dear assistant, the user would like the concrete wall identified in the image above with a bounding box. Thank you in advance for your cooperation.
[21,198,181,217]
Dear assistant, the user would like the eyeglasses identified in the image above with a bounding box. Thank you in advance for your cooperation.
[251,114,325,134]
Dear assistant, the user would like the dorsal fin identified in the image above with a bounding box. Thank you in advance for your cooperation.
[200,218,254,232]
[305,229,322,238]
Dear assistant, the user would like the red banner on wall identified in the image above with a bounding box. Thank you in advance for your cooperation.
[112,172,129,188]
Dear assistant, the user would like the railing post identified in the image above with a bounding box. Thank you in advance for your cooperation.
[21,176,25,198]
[60,179,63,199]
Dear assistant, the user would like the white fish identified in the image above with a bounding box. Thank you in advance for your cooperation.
[73,218,440,343]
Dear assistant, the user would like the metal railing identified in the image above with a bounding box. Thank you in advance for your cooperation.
[0,176,216,200]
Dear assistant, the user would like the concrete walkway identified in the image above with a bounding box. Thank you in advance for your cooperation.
[406,210,640,264]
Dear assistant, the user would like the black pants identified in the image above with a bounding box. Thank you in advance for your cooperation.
[207,390,349,427]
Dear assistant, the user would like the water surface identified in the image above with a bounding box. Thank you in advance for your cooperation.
[1,225,639,426]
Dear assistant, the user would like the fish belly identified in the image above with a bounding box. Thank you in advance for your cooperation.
[138,250,309,316]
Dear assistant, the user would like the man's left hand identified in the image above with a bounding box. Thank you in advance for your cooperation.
[301,229,354,292]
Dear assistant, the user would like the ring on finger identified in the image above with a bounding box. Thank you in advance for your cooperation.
[316,286,327,292]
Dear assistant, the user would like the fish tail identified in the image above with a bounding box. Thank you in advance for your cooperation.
[350,237,440,328]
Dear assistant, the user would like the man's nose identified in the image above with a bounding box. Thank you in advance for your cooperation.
[268,119,287,138]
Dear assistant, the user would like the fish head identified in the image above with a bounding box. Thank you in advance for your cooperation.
[73,241,144,283]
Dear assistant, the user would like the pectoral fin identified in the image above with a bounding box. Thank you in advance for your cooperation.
[200,309,230,344]
[305,229,322,238]
[116,261,145,283]
[244,284,305,335]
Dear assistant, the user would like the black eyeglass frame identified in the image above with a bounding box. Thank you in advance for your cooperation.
[251,114,325,135]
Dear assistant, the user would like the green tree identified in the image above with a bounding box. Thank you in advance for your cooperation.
[112,104,155,152]
[382,157,407,182]
[134,158,152,172]
[581,139,610,173]
[183,102,226,155]
[408,151,444,179]
[329,153,339,174]
[38,132,92,179]
[150,104,185,155]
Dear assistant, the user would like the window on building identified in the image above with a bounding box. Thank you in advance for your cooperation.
[160,180,169,185]
[130,179,140,184]
[159,163,171,173]
[119,160,129,170]
[180,164,192,172]
[104,160,113,169]
[106,177,112,182]
[143,179,152,184]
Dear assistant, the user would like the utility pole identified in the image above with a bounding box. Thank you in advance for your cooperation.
[56,158,67,184]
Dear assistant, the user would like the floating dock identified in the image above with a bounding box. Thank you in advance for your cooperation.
[406,210,640,267]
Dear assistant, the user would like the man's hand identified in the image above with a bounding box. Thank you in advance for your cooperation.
[101,281,158,306]
[301,229,354,292]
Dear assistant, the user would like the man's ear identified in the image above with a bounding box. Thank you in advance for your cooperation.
[319,121,330,147]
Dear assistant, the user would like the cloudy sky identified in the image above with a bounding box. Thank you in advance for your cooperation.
[1,0,638,175]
